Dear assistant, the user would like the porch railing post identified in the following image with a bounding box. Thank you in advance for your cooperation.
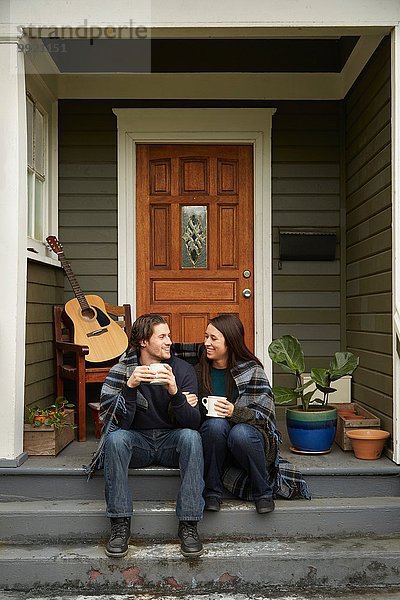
[0,28,28,466]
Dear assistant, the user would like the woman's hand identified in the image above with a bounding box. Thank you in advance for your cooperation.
[214,398,235,418]
[183,392,198,407]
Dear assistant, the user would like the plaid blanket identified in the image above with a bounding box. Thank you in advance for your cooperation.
[222,460,310,501]
[84,350,141,478]
[85,343,311,501]
[227,362,310,500]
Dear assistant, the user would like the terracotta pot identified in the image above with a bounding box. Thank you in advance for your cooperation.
[346,429,390,460]
[337,410,357,417]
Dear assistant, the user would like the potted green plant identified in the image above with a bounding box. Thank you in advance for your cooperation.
[24,397,76,456]
[26,397,75,429]
[268,335,359,453]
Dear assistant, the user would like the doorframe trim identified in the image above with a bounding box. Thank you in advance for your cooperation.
[113,108,276,377]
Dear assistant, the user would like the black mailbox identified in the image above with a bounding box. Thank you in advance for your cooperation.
[279,231,337,261]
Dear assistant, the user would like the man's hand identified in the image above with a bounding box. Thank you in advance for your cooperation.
[127,364,178,395]
[152,363,178,395]
[127,365,158,388]
[182,392,198,407]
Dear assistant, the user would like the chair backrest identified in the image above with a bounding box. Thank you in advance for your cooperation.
[105,302,132,341]
[53,304,73,343]
[171,342,204,366]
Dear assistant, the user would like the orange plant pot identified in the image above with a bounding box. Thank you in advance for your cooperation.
[346,429,390,460]
[33,415,47,424]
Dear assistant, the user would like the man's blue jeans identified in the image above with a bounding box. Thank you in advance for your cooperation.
[200,419,273,501]
[104,428,205,521]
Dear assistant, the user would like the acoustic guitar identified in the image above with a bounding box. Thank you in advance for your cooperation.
[46,235,129,363]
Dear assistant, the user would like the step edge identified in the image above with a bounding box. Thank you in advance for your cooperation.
[1,496,399,514]
[1,466,400,477]
[0,536,400,558]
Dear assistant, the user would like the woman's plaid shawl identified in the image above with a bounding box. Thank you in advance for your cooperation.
[224,360,310,500]
[174,343,311,501]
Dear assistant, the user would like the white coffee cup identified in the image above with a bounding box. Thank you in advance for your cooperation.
[149,363,168,385]
[202,395,227,418]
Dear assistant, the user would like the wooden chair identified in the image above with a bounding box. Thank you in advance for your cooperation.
[53,302,132,442]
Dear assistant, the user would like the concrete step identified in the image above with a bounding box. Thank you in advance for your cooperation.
[1,464,400,501]
[3,592,400,600]
[0,535,399,592]
[1,497,399,542]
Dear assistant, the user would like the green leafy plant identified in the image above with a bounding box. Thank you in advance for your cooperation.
[268,335,359,411]
[26,397,76,430]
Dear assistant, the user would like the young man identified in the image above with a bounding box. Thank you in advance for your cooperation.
[100,314,204,558]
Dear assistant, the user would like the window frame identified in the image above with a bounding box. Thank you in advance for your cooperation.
[25,76,59,266]
[27,93,47,244]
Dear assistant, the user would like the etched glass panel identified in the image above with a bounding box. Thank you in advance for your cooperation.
[181,205,207,269]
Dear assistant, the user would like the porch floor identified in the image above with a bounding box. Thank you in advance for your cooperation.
[17,416,400,475]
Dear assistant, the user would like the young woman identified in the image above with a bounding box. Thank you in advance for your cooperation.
[198,314,280,514]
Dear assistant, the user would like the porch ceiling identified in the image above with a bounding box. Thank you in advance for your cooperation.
[42,37,360,74]
[24,29,386,100]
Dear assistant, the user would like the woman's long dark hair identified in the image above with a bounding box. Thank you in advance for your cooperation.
[200,314,263,399]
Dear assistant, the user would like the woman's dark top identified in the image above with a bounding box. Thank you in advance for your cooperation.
[210,367,238,402]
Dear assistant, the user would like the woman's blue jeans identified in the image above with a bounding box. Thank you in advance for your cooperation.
[104,428,205,521]
[200,419,272,501]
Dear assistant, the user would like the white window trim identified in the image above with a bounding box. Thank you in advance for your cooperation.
[25,71,59,267]
[113,108,275,378]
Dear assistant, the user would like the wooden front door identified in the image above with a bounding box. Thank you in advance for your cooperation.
[136,144,254,347]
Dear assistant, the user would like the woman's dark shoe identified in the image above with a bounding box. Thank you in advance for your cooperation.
[105,517,131,557]
[178,521,203,557]
[204,496,222,512]
[255,498,275,514]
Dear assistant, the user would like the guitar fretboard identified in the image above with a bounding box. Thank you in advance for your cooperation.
[58,252,90,312]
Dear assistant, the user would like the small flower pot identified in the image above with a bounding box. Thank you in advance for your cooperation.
[24,409,75,456]
[346,429,390,460]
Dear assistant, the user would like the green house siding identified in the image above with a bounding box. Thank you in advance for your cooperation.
[58,105,118,305]
[25,260,64,410]
[272,101,341,387]
[345,37,392,433]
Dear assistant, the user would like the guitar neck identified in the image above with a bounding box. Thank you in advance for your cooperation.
[57,252,90,312]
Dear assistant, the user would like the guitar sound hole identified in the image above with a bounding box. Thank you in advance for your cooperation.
[81,307,96,320]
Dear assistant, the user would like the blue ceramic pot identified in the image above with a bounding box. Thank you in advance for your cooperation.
[286,406,337,453]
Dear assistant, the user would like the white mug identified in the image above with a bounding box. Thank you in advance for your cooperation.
[202,395,227,418]
[149,363,168,385]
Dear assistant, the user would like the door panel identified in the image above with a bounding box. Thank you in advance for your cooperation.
[136,144,254,346]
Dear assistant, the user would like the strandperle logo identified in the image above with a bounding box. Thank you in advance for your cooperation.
[18,20,148,40]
